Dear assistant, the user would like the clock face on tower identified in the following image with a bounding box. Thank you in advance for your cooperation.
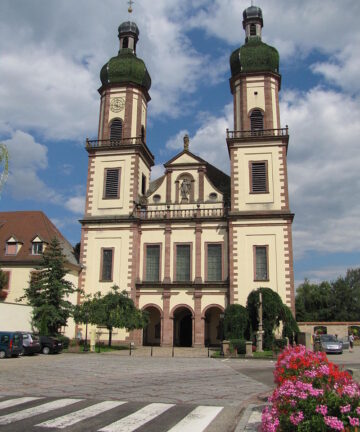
[110,97,125,113]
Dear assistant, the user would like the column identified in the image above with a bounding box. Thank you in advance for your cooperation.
[193,291,204,347]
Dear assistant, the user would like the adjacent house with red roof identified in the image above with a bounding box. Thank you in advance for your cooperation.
[0,211,80,336]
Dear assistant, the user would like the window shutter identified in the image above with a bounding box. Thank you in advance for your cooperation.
[104,169,120,198]
[176,245,191,281]
[255,246,268,280]
[250,109,264,131]
[251,162,267,193]
[207,244,222,281]
[110,119,123,140]
[146,245,160,281]
[102,249,113,281]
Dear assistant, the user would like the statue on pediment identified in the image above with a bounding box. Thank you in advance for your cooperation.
[180,178,191,201]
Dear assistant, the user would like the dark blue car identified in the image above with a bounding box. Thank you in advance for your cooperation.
[0,331,23,358]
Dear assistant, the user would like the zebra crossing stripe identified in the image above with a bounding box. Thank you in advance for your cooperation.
[167,405,223,432]
[0,397,43,410]
[0,398,82,425]
[37,401,126,429]
[99,402,175,432]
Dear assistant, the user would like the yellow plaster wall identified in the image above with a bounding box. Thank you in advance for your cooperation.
[3,266,32,303]
[138,292,163,311]
[247,80,265,113]
[83,227,132,296]
[271,79,279,129]
[91,153,133,216]
[201,294,226,312]
[0,303,32,332]
[108,90,126,123]
[99,95,105,138]
[203,176,224,201]
[141,100,147,128]
[233,144,283,211]
[170,289,194,312]
[233,222,288,307]
[148,175,166,203]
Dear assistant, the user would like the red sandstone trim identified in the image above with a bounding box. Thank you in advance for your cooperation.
[166,169,172,203]
[201,304,225,319]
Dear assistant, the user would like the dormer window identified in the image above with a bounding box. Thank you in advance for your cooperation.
[32,242,43,255]
[5,237,21,255]
[6,242,18,255]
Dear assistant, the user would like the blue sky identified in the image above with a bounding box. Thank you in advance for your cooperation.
[1,0,360,287]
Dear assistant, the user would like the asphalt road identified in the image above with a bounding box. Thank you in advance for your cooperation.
[0,354,272,432]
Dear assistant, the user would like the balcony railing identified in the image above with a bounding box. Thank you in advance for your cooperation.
[135,206,225,220]
[86,137,144,149]
[226,126,288,140]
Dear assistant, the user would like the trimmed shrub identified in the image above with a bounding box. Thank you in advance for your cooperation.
[223,304,249,340]
[230,339,246,354]
[57,334,70,349]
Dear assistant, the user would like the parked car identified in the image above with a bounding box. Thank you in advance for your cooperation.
[38,335,63,354]
[320,334,343,354]
[21,332,41,355]
[0,331,23,359]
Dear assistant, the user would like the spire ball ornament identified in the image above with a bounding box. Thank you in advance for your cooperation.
[128,0,134,13]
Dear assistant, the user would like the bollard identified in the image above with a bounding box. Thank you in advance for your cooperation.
[208,346,210,357]
[172,345,174,357]
[151,346,153,357]
[129,342,132,356]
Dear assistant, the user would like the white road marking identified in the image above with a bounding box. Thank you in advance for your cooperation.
[37,400,126,429]
[0,397,43,410]
[99,403,174,432]
[0,398,82,425]
[167,405,223,432]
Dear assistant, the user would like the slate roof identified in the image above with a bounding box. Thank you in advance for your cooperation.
[0,211,79,268]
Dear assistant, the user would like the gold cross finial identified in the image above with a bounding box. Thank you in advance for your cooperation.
[183,134,189,151]
[128,0,134,13]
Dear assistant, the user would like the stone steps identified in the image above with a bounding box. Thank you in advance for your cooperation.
[105,346,213,358]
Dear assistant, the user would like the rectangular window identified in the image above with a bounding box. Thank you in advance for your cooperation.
[176,244,191,281]
[32,242,43,255]
[101,248,113,281]
[207,244,222,281]
[6,243,17,255]
[104,168,120,199]
[254,246,268,281]
[145,245,160,281]
[250,161,268,193]
[141,174,147,195]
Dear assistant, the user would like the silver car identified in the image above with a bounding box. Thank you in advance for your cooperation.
[320,335,343,354]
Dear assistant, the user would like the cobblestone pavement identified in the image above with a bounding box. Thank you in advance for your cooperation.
[0,354,272,432]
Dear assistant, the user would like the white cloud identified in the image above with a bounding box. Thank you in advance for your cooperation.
[165,104,232,173]
[281,88,360,257]
[65,196,85,215]
[150,164,165,181]
[4,130,60,202]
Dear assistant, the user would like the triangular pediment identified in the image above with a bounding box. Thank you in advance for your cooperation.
[164,150,206,167]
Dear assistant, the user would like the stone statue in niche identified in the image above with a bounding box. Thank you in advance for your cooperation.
[180,178,191,201]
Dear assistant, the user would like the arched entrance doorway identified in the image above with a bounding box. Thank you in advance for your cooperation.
[173,306,193,347]
[142,306,161,346]
[204,306,223,347]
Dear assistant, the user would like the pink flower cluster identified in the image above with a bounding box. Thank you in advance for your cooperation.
[261,345,360,431]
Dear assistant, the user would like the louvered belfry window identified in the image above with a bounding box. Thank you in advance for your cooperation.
[176,244,191,281]
[250,161,268,193]
[250,24,257,36]
[101,248,113,281]
[207,244,222,281]
[146,245,160,281]
[255,246,268,281]
[110,119,123,140]
[250,109,264,131]
[104,168,120,199]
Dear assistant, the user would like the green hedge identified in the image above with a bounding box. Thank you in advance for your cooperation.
[229,339,246,354]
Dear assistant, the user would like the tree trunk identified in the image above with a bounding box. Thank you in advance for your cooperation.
[108,328,112,347]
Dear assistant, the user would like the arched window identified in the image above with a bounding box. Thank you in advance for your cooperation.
[110,119,123,140]
[250,109,264,132]
[122,37,129,49]
[250,24,257,36]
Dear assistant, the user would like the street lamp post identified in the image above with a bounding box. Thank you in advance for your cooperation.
[83,313,89,352]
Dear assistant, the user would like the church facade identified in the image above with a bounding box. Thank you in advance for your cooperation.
[79,6,295,347]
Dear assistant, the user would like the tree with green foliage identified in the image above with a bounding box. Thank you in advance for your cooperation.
[247,288,298,350]
[0,269,9,301]
[223,304,249,340]
[18,237,78,335]
[74,285,148,347]
[295,269,360,322]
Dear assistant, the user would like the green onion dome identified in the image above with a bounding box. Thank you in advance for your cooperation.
[230,37,279,76]
[100,50,151,90]
[100,21,151,91]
